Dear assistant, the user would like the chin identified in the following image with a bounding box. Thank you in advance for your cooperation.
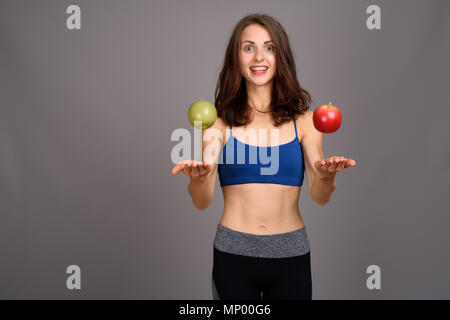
[248,78,274,86]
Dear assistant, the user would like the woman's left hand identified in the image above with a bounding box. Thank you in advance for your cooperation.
[314,156,356,180]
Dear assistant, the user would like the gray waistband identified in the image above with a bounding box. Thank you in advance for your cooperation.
[213,223,310,258]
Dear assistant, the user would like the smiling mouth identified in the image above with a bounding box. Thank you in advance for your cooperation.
[249,66,269,71]
[250,67,268,75]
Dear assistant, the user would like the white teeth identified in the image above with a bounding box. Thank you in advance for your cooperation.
[250,67,268,71]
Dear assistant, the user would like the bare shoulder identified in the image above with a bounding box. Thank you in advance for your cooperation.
[214,116,227,131]
[295,110,314,143]
[202,116,227,147]
[201,116,227,165]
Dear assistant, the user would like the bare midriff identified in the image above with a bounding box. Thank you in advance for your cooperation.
[219,183,305,235]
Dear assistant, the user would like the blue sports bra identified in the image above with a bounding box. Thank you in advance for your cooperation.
[217,118,305,187]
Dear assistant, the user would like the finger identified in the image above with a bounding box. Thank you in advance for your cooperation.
[197,162,206,176]
[329,156,342,163]
[344,158,356,168]
[183,160,192,176]
[323,159,332,171]
[173,159,190,175]
[336,158,346,172]
[198,162,210,176]
[315,160,328,172]
[203,162,212,170]
[171,163,184,175]
[315,160,324,170]
[191,161,200,177]
[190,160,201,176]
[325,157,338,166]
[321,161,332,175]
[328,158,339,172]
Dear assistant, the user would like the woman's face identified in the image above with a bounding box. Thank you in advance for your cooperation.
[239,24,276,87]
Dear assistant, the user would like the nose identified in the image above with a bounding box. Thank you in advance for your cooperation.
[254,47,265,62]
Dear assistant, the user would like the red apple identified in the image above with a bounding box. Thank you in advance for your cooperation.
[313,102,342,133]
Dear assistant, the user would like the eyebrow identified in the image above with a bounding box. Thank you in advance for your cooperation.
[241,40,274,45]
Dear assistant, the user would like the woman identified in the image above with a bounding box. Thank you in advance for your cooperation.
[172,14,356,300]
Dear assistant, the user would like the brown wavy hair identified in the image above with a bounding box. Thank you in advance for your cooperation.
[214,13,313,127]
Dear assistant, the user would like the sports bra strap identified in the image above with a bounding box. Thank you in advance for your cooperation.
[293,117,298,139]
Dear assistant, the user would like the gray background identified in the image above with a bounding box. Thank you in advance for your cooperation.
[1,0,449,299]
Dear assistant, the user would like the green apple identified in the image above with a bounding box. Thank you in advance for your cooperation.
[188,99,217,129]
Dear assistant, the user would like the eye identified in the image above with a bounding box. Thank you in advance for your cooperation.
[243,45,274,52]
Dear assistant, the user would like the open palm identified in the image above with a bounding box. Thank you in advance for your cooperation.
[314,156,356,180]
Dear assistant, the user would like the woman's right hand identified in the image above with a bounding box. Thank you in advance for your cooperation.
[171,160,213,181]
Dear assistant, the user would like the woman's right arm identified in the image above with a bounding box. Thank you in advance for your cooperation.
[172,118,225,210]
[188,118,224,210]
[187,163,218,210]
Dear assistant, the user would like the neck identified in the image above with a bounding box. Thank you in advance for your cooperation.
[246,80,273,113]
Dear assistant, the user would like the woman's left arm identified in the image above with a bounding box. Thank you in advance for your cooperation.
[311,157,356,205]
[298,110,356,206]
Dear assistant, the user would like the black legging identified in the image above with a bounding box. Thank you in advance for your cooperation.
[212,246,312,300]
